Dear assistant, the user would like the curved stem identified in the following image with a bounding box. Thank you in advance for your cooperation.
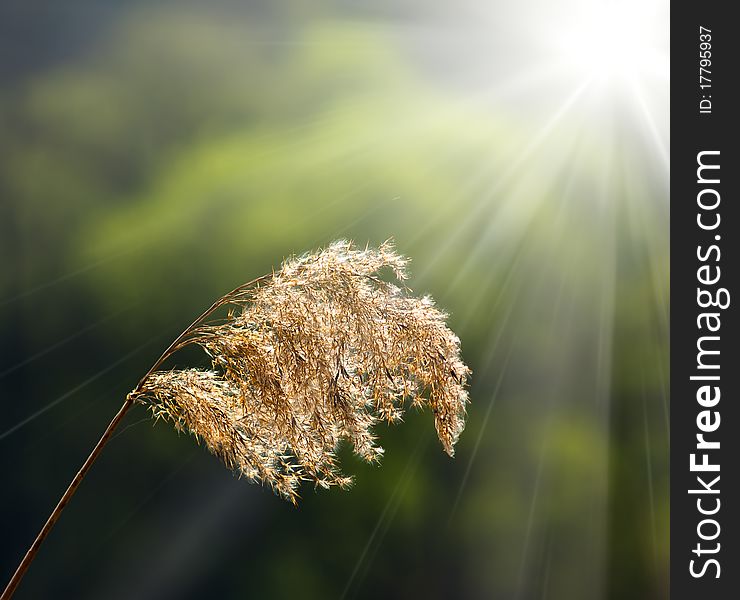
[1,273,272,599]
[132,273,272,392]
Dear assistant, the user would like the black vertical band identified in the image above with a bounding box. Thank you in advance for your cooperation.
[671,3,738,597]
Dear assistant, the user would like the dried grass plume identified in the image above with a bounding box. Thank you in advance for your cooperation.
[2,241,471,600]
[130,240,471,502]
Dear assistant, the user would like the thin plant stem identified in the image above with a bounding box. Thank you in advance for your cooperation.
[1,275,269,600]
[0,397,134,600]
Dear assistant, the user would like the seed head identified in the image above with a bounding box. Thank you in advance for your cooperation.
[133,240,470,502]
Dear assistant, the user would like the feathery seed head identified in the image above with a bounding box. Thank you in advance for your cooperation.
[132,240,470,503]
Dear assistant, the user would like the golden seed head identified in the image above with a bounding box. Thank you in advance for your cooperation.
[134,240,470,502]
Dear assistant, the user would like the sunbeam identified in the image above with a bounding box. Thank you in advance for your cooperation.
[0,339,154,441]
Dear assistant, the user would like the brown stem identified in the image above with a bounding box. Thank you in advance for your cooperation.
[2,274,272,599]
[1,396,134,600]
[131,273,271,392]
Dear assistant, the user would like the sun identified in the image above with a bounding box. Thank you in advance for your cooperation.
[547,0,668,89]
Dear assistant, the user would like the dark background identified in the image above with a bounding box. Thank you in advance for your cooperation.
[670,4,738,598]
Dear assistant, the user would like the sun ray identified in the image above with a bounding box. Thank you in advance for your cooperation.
[340,435,429,600]
[0,339,155,441]
[0,305,135,379]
